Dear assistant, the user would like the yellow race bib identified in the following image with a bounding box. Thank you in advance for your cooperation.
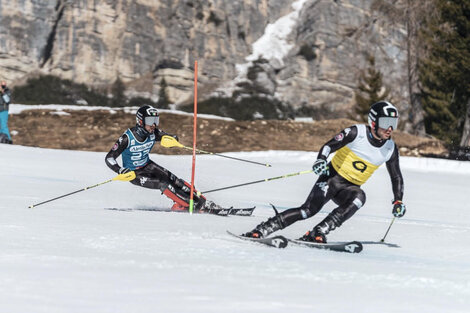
[331,146,379,185]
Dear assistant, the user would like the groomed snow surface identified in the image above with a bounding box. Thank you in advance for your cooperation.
[1,145,469,313]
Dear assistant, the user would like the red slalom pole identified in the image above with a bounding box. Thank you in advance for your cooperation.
[189,60,198,214]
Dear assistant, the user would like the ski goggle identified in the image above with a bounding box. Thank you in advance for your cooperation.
[144,115,159,126]
[377,117,398,130]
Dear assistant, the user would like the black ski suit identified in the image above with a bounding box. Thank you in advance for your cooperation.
[255,124,404,237]
[105,126,205,210]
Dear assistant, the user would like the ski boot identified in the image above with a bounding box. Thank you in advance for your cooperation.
[299,228,327,243]
[242,214,284,239]
[242,229,263,239]
[200,200,223,214]
[299,214,340,243]
[164,179,206,213]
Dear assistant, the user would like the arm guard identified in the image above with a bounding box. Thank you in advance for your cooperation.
[105,133,129,173]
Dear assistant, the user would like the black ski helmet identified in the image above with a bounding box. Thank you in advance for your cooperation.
[136,105,159,128]
[368,101,399,132]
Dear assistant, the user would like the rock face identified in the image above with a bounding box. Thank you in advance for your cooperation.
[0,0,414,121]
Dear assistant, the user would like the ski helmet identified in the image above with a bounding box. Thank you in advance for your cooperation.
[368,101,399,132]
[136,105,159,128]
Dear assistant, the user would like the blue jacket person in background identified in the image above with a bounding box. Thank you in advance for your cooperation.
[0,81,12,144]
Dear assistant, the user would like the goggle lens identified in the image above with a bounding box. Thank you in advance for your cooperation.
[378,117,398,130]
[144,116,159,126]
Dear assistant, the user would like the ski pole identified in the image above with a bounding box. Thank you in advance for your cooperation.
[28,171,136,208]
[380,217,396,242]
[160,135,272,167]
[200,170,314,194]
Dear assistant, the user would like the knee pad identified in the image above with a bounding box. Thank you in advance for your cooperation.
[357,190,366,206]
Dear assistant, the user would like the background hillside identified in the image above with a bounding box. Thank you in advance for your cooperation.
[9,106,446,157]
[1,0,425,130]
[1,0,468,149]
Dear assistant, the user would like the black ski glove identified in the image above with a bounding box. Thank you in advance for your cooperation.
[392,200,406,218]
[157,129,178,142]
[312,159,329,176]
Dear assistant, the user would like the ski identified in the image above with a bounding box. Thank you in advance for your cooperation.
[288,239,363,253]
[104,207,168,212]
[227,230,288,248]
[104,206,254,217]
[201,206,255,217]
[202,207,230,216]
[228,206,255,216]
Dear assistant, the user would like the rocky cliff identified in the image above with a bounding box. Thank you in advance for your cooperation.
[0,0,418,125]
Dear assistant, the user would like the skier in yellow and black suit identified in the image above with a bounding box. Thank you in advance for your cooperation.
[242,101,406,243]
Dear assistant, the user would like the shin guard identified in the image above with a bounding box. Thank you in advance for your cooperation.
[163,188,189,211]
[163,184,207,212]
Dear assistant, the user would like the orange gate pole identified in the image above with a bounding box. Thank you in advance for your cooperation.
[189,60,198,214]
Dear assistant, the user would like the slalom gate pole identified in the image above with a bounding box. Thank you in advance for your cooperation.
[200,170,314,194]
[160,136,272,167]
[189,60,198,215]
[380,217,396,242]
[28,171,136,208]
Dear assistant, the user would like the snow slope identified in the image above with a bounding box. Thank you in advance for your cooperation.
[1,144,469,313]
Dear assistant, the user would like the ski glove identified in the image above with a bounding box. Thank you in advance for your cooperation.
[392,200,406,218]
[166,134,179,142]
[312,159,329,176]
[119,167,131,174]
[157,129,178,142]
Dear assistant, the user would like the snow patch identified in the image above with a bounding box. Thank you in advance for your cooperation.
[8,104,235,121]
[215,0,308,97]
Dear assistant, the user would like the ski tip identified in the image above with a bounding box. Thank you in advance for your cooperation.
[226,230,237,236]
[268,203,280,215]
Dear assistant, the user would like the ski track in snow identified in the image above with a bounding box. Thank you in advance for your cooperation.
[1,144,470,313]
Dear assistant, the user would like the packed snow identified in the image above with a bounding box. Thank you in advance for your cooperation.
[1,142,469,313]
